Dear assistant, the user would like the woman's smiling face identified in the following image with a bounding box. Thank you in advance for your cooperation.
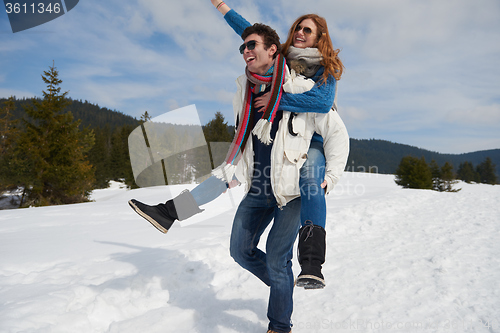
[293,18,318,48]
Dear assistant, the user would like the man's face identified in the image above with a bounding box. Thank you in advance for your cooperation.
[241,33,276,75]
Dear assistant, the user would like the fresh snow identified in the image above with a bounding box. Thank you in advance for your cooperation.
[1,173,499,332]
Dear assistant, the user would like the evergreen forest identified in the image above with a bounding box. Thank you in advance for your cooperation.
[1,65,498,208]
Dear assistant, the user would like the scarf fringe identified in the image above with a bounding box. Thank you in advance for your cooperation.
[252,119,273,145]
[212,162,237,183]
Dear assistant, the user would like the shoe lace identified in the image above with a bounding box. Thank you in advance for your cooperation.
[300,220,314,241]
[297,220,315,260]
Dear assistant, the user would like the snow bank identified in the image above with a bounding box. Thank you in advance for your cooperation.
[1,173,499,332]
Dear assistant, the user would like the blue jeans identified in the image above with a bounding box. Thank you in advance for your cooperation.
[230,192,301,333]
[190,175,228,206]
[299,140,326,228]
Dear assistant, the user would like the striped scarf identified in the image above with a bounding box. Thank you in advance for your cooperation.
[212,54,286,182]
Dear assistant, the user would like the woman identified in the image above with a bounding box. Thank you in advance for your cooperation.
[211,0,346,289]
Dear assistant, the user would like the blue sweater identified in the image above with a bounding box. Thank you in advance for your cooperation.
[224,9,337,142]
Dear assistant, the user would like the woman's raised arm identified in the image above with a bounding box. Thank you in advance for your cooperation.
[211,0,231,15]
[210,1,251,37]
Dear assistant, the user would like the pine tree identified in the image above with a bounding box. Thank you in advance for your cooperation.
[140,111,151,124]
[0,96,20,192]
[395,156,433,189]
[429,159,442,191]
[426,160,460,192]
[14,63,95,206]
[439,162,460,192]
[476,157,497,185]
[88,125,112,188]
[109,124,136,187]
[203,111,233,143]
[457,161,479,183]
[203,111,234,168]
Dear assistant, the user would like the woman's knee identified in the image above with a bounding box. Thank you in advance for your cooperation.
[300,154,326,180]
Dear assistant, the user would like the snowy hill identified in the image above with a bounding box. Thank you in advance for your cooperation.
[1,173,499,332]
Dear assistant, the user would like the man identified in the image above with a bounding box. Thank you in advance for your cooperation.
[223,24,301,333]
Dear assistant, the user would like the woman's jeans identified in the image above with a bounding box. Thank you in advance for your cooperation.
[299,140,326,228]
[230,192,301,333]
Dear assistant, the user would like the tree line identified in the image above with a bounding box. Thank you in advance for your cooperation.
[0,65,234,208]
[395,155,497,191]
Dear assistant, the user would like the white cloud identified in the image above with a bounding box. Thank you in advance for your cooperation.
[78,81,163,108]
[446,104,500,127]
[0,88,36,99]
[136,0,243,60]
[193,85,234,104]
[0,38,36,53]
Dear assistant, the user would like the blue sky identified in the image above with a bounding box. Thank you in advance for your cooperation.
[1,0,500,154]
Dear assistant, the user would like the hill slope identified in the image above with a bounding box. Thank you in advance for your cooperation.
[348,138,500,176]
[1,97,139,129]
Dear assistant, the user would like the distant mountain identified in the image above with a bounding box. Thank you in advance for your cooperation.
[348,138,500,177]
[1,97,139,129]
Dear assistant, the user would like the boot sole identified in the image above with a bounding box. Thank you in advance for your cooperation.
[296,275,326,289]
[128,200,169,234]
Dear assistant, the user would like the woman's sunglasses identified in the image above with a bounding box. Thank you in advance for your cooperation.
[239,40,260,54]
[294,24,313,35]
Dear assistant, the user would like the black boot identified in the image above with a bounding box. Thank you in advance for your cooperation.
[296,222,326,289]
[128,190,203,233]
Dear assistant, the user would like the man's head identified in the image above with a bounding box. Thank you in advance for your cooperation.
[240,23,281,75]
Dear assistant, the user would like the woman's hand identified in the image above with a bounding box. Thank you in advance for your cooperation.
[253,91,271,111]
[211,0,230,14]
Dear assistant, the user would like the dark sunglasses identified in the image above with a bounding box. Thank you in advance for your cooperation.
[294,24,313,35]
[239,40,260,54]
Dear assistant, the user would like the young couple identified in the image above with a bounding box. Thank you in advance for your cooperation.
[128,2,349,332]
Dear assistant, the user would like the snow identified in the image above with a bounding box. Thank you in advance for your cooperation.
[1,173,499,332]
